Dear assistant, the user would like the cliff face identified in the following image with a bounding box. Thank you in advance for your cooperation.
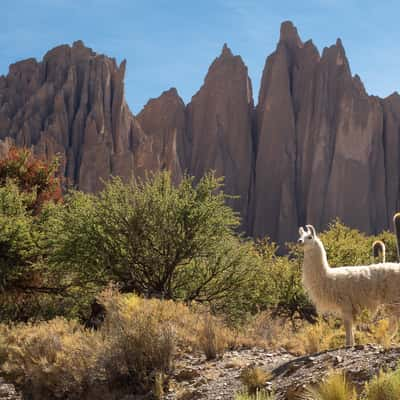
[0,41,159,192]
[2,23,400,243]
[252,21,389,243]
[136,88,186,184]
[186,44,254,224]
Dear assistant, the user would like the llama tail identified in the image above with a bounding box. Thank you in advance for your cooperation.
[372,240,386,263]
[394,212,400,262]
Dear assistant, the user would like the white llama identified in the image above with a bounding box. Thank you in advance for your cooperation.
[299,224,400,346]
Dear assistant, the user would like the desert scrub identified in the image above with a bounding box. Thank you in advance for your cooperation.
[235,389,274,399]
[363,367,400,400]
[0,318,102,399]
[0,289,235,399]
[307,372,357,400]
[249,312,400,356]
[239,366,270,395]
[198,312,234,359]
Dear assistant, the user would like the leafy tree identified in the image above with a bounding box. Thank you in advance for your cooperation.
[0,148,65,321]
[0,181,39,292]
[48,172,258,311]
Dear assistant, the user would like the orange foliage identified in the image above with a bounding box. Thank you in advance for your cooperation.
[0,147,62,213]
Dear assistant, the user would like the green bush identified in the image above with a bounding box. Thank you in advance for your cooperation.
[254,238,316,325]
[47,172,260,321]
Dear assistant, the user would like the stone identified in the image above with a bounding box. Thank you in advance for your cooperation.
[186,43,254,230]
[251,20,389,243]
[3,24,400,244]
[136,87,186,184]
[0,41,158,192]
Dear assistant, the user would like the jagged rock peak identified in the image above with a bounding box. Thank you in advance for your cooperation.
[72,40,86,48]
[386,91,400,101]
[221,43,233,57]
[279,20,303,47]
[138,88,184,116]
[160,87,181,99]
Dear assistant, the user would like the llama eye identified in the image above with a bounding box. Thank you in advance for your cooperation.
[308,235,312,239]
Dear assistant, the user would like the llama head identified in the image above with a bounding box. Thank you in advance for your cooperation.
[298,225,317,247]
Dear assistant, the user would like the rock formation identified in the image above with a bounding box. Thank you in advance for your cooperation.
[137,88,185,183]
[252,21,389,243]
[2,23,400,243]
[0,41,159,192]
[186,44,254,224]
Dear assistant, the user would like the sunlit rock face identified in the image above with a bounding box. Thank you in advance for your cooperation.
[251,21,389,243]
[186,44,254,227]
[0,40,159,192]
[136,87,186,184]
[2,23,400,243]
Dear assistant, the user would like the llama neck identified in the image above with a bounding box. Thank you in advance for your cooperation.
[303,238,330,279]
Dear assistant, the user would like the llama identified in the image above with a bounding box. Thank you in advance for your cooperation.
[372,240,386,263]
[299,224,400,346]
[394,212,400,262]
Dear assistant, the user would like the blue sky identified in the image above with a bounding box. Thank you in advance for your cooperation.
[1,0,399,113]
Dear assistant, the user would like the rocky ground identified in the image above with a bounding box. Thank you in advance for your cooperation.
[271,344,400,399]
[0,378,21,400]
[3,344,400,399]
[166,348,294,400]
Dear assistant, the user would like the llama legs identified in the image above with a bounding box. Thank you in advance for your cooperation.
[344,318,354,346]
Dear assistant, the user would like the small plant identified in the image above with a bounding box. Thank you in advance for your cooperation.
[371,318,394,349]
[239,366,270,395]
[364,367,400,400]
[154,372,165,400]
[235,389,274,399]
[198,313,229,360]
[307,372,357,400]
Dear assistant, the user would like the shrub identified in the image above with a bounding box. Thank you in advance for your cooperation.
[254,238,316,325]
[0,181,40,293]
[0,289,236,399]
[307,372,357,400]
[1,318,102,399]
[98,288,176,391]
[0,146,61,214]
[235,390,274,400]
[198,313,231,360]
[48,172,261,322]
[364,367,400,400]
[239,366,270,395]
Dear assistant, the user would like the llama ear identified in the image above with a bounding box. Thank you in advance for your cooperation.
[299,227,304,235]
[306,224,316,237]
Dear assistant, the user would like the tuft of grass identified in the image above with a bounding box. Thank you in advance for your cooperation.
[307,372,357,400]
[235,389,274,400]
[198,313,230,360]
[239,366,270,395]
[371,318,394,349]
[364,368,400,400]
[153,372,165,400]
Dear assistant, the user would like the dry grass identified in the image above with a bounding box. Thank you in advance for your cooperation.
[307,372,357,400]
[364,368,400,400]
[198,312,233,359]
[240,309,400,356]
[0,288,237,399]
[235,389,275,400]
[239,366,271,394]
[1,318,102,399]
